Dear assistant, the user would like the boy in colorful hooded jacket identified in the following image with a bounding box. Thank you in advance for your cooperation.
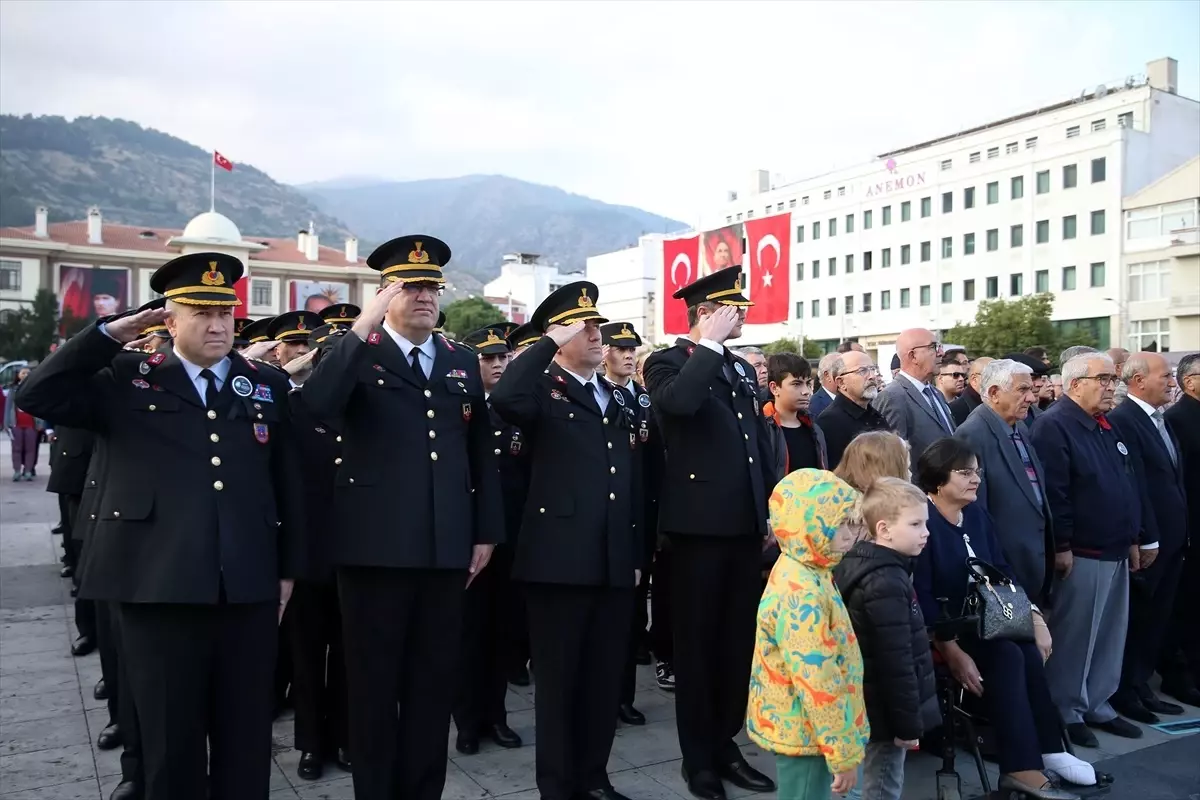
[746,469,867,799]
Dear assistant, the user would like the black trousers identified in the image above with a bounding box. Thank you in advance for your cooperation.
[526,582,634,800]
[1160,547,1200,684]
[619,571,651,704]
[275,609,293,710]
[649,548,674,664]
[119,601,277,800]
[669,534,761,774]
[338,566,465,800]
[57,492,72,559]
[454,546,514,735]
[95,601,120,724]
[288,580,348,755]
[1122,550,1185,692]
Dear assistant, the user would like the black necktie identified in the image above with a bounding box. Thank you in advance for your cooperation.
[409,347,426,385]
[199,368,219,408]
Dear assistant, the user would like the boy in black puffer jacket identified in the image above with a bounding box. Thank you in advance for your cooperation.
[834,478,939,800]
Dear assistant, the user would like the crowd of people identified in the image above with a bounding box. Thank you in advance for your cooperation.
[9,237,1198,800]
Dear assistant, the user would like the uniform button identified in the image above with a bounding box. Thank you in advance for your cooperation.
[207,410,217,420]
[494,429,502,437]
[336,436,342,442]
[744,434,749,440]
[428,430,436,439]
[748,457,755,464]
[569,413,575,419]
[494,448,502,455]
[257,413,263,420]
[689,474,696,480]
[213,481,224,491]
[430,452,438,461]
[427,410,435,419]
[211,457,221,467]
[147,404,156,411]
[603,417,609,424]
[90,480,96,486]
[607,442,613,449]
[732,391,737,398]
[334,457,343,465]
[210,433,219,443]
[349,478,355,484]
[61,450,67,456]
[424,389,432,398]
[377,379,384,386]
[737,412,743,419]
[539,507,546,514]
[610,466,616,474]
[112,511,120,518]
[609,493,616,500]
[90,514,96,520]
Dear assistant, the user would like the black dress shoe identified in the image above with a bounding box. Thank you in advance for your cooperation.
[579,788,633,800]
[96,723,122,750]
[617,703,646,726]
[1160,679,1200,707]
[94,679,109,701]
[296,752,323,781]
[1138,692,1184,715]
[490,723,522,748]
[334,747,352,771]
[1089,716,1144,738]
[108,781,141,800]
[508,664,531,687]
[1109,694,1159,725]
[455,731,480,755]
[718,756,775,792]
[52,525,65,535]
[681,764,727,800]
[71,635,95,657]
[1066,722,1098,748]
[60,565,74,579]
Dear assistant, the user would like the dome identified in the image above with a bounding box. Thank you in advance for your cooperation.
[181,211,242,244]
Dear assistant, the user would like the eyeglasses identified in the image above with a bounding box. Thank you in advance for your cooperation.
[952,467,985,479]
[401,283,445,297]
[911,342,941,354]
[941,372,966,380]
[838,366,881,378]
[1078,373,1117,387]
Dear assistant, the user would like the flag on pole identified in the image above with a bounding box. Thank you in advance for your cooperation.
[213,151,234,172]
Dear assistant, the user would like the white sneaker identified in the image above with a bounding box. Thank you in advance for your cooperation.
[1042,751,1096,786]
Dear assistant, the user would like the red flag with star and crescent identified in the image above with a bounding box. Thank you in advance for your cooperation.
[745,213,790,325]
[662,235,700,335]
[213,151,233,172]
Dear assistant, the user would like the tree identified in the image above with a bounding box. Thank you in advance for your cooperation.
[943,294,1096,362]
[761,336,823,359]
[441,297,505,339]
[0,289,61,361]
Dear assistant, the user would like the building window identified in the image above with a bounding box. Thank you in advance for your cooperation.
[796,225,805,243]
[900,288,911,308]
[845,213,855,233]
[812,221,820,239]
[920,197,931,218]
[941,282,952,303]
[920,241,931,262]
[1011,175,1024,199]
[1126,199,1200,238]
[823,190,832,200]
[1036,220,1049,244]
[795,301,804,319]
[986,277,999,298]
[969,152,981,163]
[1063,215,1077,239]
[1091,119,1106,132]
[1063,163,1077,189]
[881,290,891,310]
[1066,125,1080,139]
[837,186,846,197]
[747,211,754,219]
[802,196,810,205]
[829,217,837,237]
[964,232,976,255]
[0,260,20,292]
[829,257,837,276]
[1128,260,1170,301]
[1118,111,1133,128]
[789,199,797,209]
[1025,136,1038,149]
[864,210,873,229]
[736,213,743,221]
[812,299,820,317]
[881,248,892,268]
[812,260,820,279]
[1036,170,1050,194]
[940,159,952,171]
[1129,319,1171,352]
[1090,210,1106,235]
[963,279,976,301]
[1091,157,1106,183]
[1011,224,1024,248]
[1005,142,1018,155]
[796,262,807,281]
[1035,269,1049,293]
[901,201,911,222]
[985,146,1001,160]
[964,187,975,209]
[920,285,931,306]
[828,298,836,316]
[861,293,872,312]
[1010,273,1023,296]
[251,279,272,307]
[846,253,855,273]
[1062,266,1076,291]
[845,296,854,314]
[986,182,999,204]
[882,205,892,226]
[862,251,873,271]
[942,192,953,213]
[901,244,911,265]
[1090,262,1106,287]
[726,216,732,224]
[986,228,999,251]
[941,237,953,258]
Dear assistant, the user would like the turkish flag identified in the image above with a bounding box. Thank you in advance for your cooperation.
[214,151,234,172]
[745,213,790,325]
[662,235,699,335]
[233,276,249,318]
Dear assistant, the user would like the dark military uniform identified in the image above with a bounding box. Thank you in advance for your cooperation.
[302,235,503,800]
[47,425,97,632]
[490,283,643,800]
[16,254,304,800]
[643,269,776,792]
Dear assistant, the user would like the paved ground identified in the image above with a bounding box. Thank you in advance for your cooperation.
[1,440,1196,799]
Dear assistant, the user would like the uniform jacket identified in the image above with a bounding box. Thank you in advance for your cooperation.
[488,404,531,547]
[288,387,341,583]
[746,470,867,773]
[817,392,893,469]
[1111,398,1187,557]
[872,373,956,472]
[644,339,773,539]
[490,338,643,587]
[303,328,504,570]
[1164,394,1200,554]
[16,325,304,604]
[834,541,938,743]
[611,378,664,563]
[46,425,95,497]
[955,404,1054,605]
[73,439,106,545]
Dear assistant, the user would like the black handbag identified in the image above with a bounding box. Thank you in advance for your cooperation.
[963,557,1034,642]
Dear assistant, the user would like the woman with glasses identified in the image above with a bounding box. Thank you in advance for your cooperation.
[912,438,1094,800]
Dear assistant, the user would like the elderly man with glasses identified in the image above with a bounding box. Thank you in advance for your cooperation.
[872,328,955,473]
[815,349,892,468]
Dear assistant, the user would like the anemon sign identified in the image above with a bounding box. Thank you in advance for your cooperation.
[863,158,927,198]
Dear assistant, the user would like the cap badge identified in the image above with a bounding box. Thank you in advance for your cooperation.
[201,264,226,287]
[297,318,306,331]
[733,275,742,292]
[577,288,594,309]
[338,307,347,317]
[483,331,505,347]
[408,241,430,264]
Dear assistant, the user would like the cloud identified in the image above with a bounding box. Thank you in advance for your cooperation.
[1,0,1196,222]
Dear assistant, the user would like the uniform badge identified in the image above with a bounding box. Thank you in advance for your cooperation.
[462,402,472,421]
[735,362,746,377]
[447,369,467,379]
[251,384,274,403]
[138,361,151,375]
[510,431,522,455]
[550,389,565,401]
[131,378,149,389]
[367,332,381,345]
[553,374,566,385]
[253,423,269,444]
[151,384,163,391]
[147,353,166,366]
[246,360,258,372]
[753,396,760,414]
[443,338,456,352]
[639,420,649,443]
[638,393,651,408]
[315,426,326,434]
[613,390,626,407]
[231,375,253,397]
[629,431,637,450]
[1117,442,1128,456]
[372,363,385,371]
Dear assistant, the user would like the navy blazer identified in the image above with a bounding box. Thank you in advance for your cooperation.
[809,387,836,420]
[1110,398,1187,557]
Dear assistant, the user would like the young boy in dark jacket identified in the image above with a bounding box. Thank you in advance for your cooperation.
[834,477,938,800]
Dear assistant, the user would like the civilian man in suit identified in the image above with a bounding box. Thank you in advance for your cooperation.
[817,349,890,468]
[1109,352,1189,723]
[644,269,776,800]
[955,359,1054,605]
[872,328,954,471]
[303,235,503,800]
[1004,353,1052,425]
[949,356,992,426]
[808,352,839,419]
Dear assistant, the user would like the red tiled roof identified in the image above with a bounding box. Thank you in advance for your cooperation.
[0,221,365,268]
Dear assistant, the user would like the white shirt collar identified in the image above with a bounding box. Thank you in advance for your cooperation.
[824,387,838,400]
[177,353,231,386]
[899,369,931,392]
[559,364,601,390]
[1128,393,1159,418]
[383,322,436,362]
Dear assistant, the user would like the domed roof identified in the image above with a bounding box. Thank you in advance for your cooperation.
[181,211,242,244]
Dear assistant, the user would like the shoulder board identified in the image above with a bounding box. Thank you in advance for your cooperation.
[440,334,455,352]
[147,353,166,366]
[367,332,381,345]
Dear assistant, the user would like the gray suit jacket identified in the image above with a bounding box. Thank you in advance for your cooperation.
[871,373,955,471]
[955,403,1054,605]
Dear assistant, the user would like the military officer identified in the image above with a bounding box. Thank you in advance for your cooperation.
[233,317,257,348]
[490,282,644,800]
[16,252,304,800]
[507,322,541,360]
[47,414,97,653]
[643,268,776,800]
[453,325,526,754]
[319,303,360,327]
[303,235,504,800]
[240,316,274,347]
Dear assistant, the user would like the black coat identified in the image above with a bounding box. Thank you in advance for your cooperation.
[643,339,773,539]
[15,325,305,604]
[490,338,643,587]
[488,404,531,546]
[612,379,664,564]
[46,425,95,497]
[834,541,937,743]
[1164,394,1200,555]
[1111,399,1188,557]
[303,328,504,569]
[949,385,983,427]
[288,387,342,583]
[817,392,894,469]
[73,440,106,544]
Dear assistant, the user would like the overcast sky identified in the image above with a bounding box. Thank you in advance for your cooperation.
[2,0,1197,223]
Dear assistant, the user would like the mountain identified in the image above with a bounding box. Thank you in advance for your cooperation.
[0,114,351,240]
[299,175,685,282]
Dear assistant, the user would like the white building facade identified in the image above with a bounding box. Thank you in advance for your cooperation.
[482,253,583,321]
[585,235,664,343]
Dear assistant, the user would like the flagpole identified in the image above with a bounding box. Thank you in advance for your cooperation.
[210,152,216,212]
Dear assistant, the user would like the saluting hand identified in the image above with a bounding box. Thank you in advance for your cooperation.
[696,305,740,344]
[353,280,407,342]
[283,348,319,376]
[466,544,495,588]
[241,340,279,360]
[123,334,158,353]
[546,320,587,348]
[105,308,168,344]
